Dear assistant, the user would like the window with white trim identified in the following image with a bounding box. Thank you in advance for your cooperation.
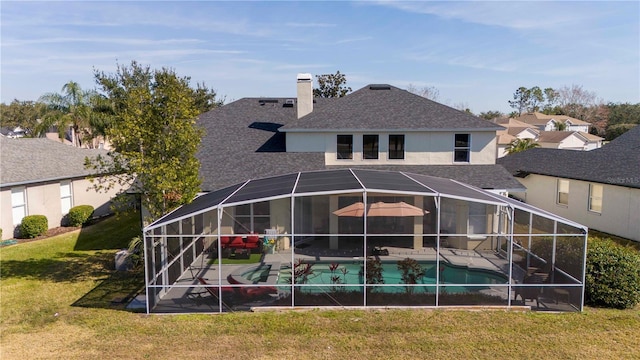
[589,184,603,213]
[233,201,270,234]
[11,187,27,225]
[557,179,569,205]
[454,134,470,162]
[60,180,73,215]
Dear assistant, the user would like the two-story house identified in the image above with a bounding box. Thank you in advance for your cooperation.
[197,74,522,194]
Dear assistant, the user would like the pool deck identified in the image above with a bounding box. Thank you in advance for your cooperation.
[150,246,575,313]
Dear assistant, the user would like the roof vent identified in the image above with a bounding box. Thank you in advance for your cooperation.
[369,84,391,90]
[283,99,295,108]
[258,99,279,105]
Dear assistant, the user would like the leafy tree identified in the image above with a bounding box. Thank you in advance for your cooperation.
[505,138,539,155]
[0,100,46,135]
[87,61,207,220]
[193,82,224,113]
[478,110,504,121]
[554,121,567,131]
[407,84,440,101]
[542,87,559,113]
[528,86,544,113]
[508,87,531,116]
[313,71,352,98]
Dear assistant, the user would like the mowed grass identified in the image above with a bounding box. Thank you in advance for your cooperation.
[1,214,640,359]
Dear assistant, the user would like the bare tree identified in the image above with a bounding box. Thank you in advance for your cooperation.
[407,84,440,101]
[556,84,600,120]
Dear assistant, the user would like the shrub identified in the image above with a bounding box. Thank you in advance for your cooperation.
[67,205,94,227]
[20,215,48,238]
[586,238,640,309]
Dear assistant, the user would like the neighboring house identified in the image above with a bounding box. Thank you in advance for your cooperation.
[0,137,124,239]
[516,112,591,132]
[44,125,113,150]
[197,76,523,194]
[495,118,602,157]
[495,119,539,158]
[498,125,640,241]
[537,131,602,151]
[0,126,27,138]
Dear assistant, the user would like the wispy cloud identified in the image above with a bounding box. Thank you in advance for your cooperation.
[2,37,207,47]
[285,22,337,28]
[335,37,373,45]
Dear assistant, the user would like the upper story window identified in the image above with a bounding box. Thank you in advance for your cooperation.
[454,134,470,162]
[557,179,569,206]
[363,134,379,159]
[589,184,603,213]
[388,134,405,160]
[337,135,353,159]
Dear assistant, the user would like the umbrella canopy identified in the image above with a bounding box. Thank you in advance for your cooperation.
[333,201,428,217]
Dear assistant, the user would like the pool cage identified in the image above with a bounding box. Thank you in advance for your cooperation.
[142,169,587,313]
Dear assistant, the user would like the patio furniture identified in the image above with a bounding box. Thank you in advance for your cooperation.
[228,236,245,249]
[220,236,232,248]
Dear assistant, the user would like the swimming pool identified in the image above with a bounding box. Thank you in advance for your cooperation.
[240,260,507,292]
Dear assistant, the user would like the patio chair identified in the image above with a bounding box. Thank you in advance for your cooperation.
[229,236,245,249]
[197,277,236,301]
[514,272,548,308]
[220,236,232,249]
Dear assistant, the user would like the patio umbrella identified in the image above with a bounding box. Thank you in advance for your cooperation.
[332,201,428,217]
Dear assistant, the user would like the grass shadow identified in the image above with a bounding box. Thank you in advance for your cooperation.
[74,210,141,251]
[0,251,115,282]
[72,269,145,311]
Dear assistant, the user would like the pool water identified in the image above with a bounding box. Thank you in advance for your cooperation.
[269,261,507,291]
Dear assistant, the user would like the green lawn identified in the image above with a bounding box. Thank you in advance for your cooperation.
[1,214,639,359]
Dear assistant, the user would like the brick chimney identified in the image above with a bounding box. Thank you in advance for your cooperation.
[296,73,313,119]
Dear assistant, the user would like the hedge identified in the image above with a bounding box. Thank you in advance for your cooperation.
[67,205,94,227]
[20,215,48,238]
[585,238,640,309]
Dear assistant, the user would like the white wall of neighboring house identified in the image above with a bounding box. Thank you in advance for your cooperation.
[510,173,640,241]
[539,133,588,150]
[0,177,124,240]
[516,128,538,139]
[287,131,497,165]
[565,123,590,133]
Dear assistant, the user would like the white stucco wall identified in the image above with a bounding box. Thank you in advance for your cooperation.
[1,177,125,240]
[287,130,497,165]
[511,174,640,241]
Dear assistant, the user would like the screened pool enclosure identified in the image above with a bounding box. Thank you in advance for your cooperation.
[143,169,587,313]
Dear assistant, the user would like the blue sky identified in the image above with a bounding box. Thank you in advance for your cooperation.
[1,1,638,113]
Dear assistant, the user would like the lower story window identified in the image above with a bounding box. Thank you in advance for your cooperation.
[11,187,27,226]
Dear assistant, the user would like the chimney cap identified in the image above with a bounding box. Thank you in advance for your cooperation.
[297,73,312,81]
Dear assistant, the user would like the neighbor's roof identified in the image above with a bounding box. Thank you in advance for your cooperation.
[537,131,576,143]
[196,93,521,192]
[279,84,504,132]
[0,137,109,187]
[145,168,579,232]
[498,125,640,188]
[517,112,590,126]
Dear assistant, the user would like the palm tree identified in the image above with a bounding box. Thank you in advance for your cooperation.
[37,81,94,147]
[555,121,568,131]
[506,138,540,155]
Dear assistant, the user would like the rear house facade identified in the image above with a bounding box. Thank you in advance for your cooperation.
[141,75,588,313]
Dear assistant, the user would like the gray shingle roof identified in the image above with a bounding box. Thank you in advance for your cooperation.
[196,92,520,192]
[497,125,640,188]
[280,84,503,131]
[0,137,110,187]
